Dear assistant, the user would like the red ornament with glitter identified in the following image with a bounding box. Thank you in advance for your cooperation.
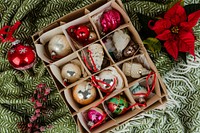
[100,9,122,33]
[0,21,36,70]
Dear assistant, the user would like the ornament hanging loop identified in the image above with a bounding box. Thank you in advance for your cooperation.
[12,40,21,46]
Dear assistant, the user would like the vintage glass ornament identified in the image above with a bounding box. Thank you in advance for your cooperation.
[67,25,90,43]
[113,29,130,59]
[73,81,97,105]
[130,83,147,103]
[61,63,82,83]
[7,40,36,70]
[95,67,124,93]
[123,42,139,57]
[88,43,104,71]
[48,34,72,60]
[88,31,97,42]
[87,107,106,128]
[97,70,117,92]
[107,95,129,115]
[122,62,151,78]
[100,9,122,33]
[75,25,90,42]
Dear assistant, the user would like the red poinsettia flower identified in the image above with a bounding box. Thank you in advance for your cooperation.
[149,2,200,60]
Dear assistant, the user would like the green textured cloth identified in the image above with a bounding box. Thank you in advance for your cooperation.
[0,0,200,133]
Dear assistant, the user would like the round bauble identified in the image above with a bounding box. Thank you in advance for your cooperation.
[97,70,116,93]
[100,9,122,33]
[75,25,90,42]
[7,40,36,70]
[73,81,96,105]
[123,42,139,57]
[88,32,97,42]
[95,67,124,93]
[48,34,72,60]
[107,95,129,115]
[87,107,106,127]
[130,83,147,103]
[61,63,82,83]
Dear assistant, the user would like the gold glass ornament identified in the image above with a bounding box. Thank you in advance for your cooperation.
[73,81,97,105]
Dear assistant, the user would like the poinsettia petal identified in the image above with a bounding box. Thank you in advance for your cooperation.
[178,31,195,56]
[164,40,179,60]
[180,10,200,30]
[156,30,172,41]
[150,19,171,34]
[164,2,187,25]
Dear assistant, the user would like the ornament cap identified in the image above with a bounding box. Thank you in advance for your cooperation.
[12,40,20,45]
[51,51,57,59]
[138,97,146,104]
[63,78,68,83]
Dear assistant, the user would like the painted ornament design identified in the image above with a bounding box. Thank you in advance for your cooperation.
[73,81,97,105]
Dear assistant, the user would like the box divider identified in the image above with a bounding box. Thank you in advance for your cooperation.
[99,39,116,64]
[124,88,140,109]
[88,15,101,41]
[102,101,119,122]
[78,98,104,113]
[63,87,80,112]
[60,77,89,92]
[140,95,160,110]
[159,99,163,104]
[115,53,144,66]
[101,23,130,41]
[35,43,52,63]
[77,113,91,133]
[77,52,92,76]
[114,108,142,126]
[46,65,65,91]
[154,77,162,97]
[158,77,168,96]
[113,64,128,88]
[61,26,77,52]
[161,96,167,103]
[85,8,91,14]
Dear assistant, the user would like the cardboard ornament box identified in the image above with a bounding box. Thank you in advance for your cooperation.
[32,0,168,132]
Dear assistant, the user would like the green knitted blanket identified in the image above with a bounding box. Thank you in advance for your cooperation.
[0,0,200,132]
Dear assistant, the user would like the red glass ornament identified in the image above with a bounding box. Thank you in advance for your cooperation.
[74,25,90,42]
[7,40,36,70]
[100,9,122,33]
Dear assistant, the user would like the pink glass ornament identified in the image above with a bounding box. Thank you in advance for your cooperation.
[100,9,122,33]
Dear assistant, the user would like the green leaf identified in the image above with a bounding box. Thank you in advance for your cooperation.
[143,37,162,59]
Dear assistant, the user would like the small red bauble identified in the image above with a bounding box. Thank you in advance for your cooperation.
[7,40,36,70]
[75,25,90,42]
